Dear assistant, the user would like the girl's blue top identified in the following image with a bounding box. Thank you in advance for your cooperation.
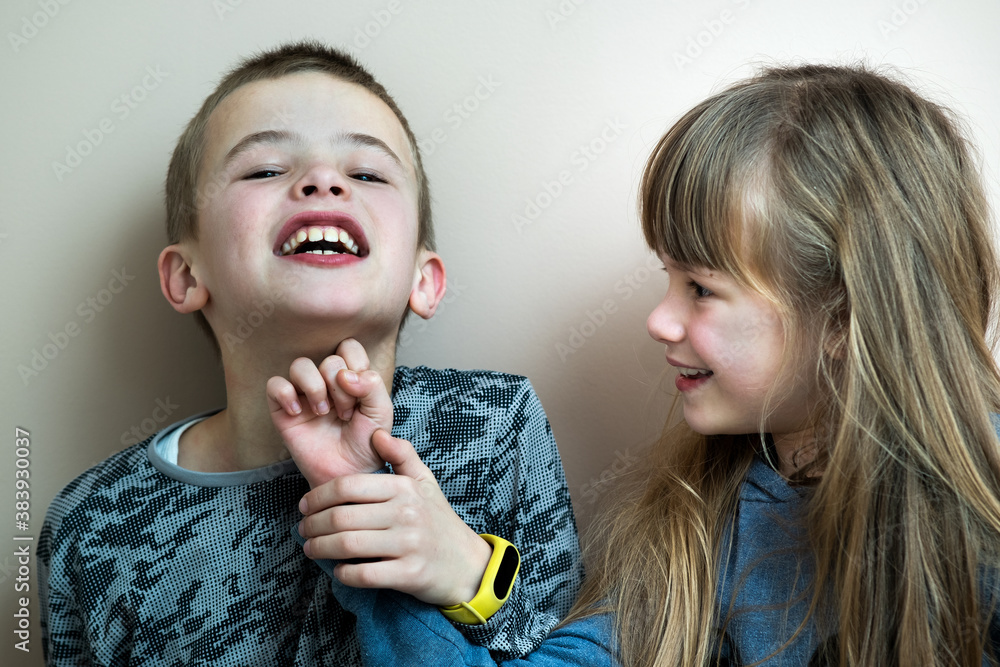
[326,455,1000,665]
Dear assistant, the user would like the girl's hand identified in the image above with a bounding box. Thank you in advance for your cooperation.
[297,429,494,607]
[266,339,393,488]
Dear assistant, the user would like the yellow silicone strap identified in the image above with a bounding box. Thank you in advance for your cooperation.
[439,534,520,625]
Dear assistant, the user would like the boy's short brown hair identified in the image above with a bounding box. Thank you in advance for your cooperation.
[164,40,434,343]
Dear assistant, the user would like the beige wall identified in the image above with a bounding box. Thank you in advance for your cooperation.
[3,0,999,663]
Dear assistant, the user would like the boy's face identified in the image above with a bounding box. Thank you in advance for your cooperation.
[191,72,422,338]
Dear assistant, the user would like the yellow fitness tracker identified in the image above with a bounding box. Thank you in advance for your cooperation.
[439,534,520,625]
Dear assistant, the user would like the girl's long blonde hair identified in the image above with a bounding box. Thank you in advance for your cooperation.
[566,64,1000,666]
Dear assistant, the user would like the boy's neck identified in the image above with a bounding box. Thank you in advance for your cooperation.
[177,326,398,473]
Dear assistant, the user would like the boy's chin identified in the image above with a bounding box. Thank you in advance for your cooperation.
[268,303,408,338]
[210,295,409,343]
[262,295,371,321]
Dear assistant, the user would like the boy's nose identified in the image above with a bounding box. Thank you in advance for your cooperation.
[295,165,351,199]
[301,185,344,196]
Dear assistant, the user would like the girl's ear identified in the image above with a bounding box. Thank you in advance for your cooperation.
[823,323,847,360]
[408,250,447,319]
[158,244,209,314]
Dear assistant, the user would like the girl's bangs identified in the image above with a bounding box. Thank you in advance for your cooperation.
[641,92,770,287]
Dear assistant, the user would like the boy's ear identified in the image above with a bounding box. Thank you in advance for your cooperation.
[158,244,210,314]
[408,250,447,319]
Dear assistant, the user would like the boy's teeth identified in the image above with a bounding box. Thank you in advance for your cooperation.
[280,225,361,257]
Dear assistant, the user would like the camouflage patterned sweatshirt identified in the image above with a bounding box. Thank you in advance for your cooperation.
[40,366,582,666]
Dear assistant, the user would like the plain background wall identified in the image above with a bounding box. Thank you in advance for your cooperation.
[2,0,999,663]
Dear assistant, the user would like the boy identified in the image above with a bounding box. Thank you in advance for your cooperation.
[39,41,580,665]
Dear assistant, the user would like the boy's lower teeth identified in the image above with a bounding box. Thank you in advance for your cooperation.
[289,240,356,256]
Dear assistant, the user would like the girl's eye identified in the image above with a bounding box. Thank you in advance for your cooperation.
[351,172,385,183]
[688,280,713,299]
[245,169,281,179]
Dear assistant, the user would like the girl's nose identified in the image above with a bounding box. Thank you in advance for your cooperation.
[647,296,685,344]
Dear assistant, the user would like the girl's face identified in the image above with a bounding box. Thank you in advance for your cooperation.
[647,254,820,444]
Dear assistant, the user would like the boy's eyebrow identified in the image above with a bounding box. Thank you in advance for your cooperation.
[222,129,405,169]
[223,129,304,167]
[336,132,404,169]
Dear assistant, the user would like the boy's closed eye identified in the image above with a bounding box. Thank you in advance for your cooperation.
[240,166,387,183]
[245,169,283,179]
[350,171,386,183]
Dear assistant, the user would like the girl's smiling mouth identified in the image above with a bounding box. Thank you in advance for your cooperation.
[675,367,713,392]
[667,359,714,392]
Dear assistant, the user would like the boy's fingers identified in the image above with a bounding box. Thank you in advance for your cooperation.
[265,376,302,416]
[289,357,330,415]
[318,356,355,420]
[337,370,393,428]
[334,338,371,373]
[372,430,431,482]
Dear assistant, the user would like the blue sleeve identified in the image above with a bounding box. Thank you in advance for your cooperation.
[329,577,615,667]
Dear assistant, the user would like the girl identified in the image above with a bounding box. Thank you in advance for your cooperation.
[298,64,1000,665]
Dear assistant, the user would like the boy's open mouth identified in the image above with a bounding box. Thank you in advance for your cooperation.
[274,211,370,259]
[281,226,363,257]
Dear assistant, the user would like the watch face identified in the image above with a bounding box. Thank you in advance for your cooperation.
[492,545,519,599]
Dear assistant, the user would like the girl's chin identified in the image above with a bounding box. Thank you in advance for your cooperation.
[681,408,742,437]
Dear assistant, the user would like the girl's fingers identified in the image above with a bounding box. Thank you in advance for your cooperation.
[303,529,401,563]
[332,560,419,591]
[300,473,400,514]
[298,501,398,538]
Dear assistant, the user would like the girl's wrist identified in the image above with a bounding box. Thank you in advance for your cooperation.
[453,531,495,604]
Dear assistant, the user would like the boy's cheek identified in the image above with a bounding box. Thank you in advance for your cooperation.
[365,188,419,227]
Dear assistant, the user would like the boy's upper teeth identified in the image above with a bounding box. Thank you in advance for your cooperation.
[678,367,710,376]
[280,226,360,256]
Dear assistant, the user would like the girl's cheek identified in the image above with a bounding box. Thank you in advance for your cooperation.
[713,343,743,374]
[691,323,734,372]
